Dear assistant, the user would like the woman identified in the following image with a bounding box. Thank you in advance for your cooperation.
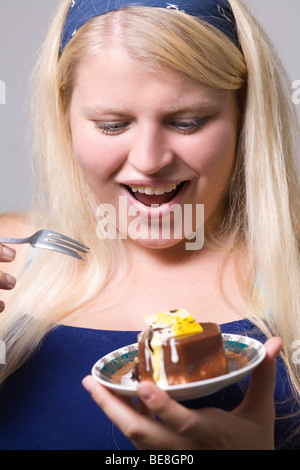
[0,0,298,449]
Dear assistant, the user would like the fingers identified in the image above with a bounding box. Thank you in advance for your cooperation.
[0,244,16,263]
[82,375,145,428]
[0,272,16,290]
[138,381,197,435]
[82,376,161,448]
[0,244,16,312]
[137,381,217,446]
[82,376,195,449]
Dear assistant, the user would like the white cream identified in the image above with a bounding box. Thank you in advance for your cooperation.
[144,345,151,372]
[170,337,179,364]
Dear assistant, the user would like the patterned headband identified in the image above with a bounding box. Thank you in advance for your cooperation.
[61,0,240,53]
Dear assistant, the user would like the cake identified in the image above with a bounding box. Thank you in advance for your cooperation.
[135,309,228,386]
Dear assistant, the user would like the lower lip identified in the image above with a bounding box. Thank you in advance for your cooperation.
[121,181,191,217]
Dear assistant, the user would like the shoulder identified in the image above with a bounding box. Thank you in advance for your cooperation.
[0,212,32,237]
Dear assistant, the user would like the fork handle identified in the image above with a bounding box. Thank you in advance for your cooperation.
[0,237,31,244]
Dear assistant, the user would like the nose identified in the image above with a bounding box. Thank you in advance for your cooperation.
[128,122,174,175]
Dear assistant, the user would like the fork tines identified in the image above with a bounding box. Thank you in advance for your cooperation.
[46,231,90,254]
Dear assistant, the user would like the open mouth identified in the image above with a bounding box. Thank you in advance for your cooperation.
[123,182,186,207]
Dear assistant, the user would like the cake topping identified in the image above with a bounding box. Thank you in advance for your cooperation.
[143,309,203,385]
[144,308,203,338]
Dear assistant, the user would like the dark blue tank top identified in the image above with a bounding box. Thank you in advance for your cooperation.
[0,319,298,449]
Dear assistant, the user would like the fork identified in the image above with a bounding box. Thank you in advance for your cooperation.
[0,230,89,260]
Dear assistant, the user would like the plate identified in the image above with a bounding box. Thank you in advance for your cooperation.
[91,334,266,401]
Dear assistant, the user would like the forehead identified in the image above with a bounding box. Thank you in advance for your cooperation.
[71,47,232,113]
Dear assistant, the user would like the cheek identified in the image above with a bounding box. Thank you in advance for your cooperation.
[193,120,237,180]
[70,118,125,182]
[186,118,237,220]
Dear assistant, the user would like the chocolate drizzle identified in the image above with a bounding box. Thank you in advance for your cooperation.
[145,328,154,353]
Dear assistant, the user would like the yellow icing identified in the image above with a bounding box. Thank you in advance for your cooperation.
[144,308,203,337]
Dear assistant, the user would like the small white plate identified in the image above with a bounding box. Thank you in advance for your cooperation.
[91,334,266,401]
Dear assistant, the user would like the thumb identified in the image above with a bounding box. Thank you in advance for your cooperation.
[237,337,283,416]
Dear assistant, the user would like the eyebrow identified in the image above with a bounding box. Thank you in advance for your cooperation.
[82,99,219,119]
[160,101,218,115]
[82,105,128,119]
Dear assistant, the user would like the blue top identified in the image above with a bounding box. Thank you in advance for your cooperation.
[0,318,298,450]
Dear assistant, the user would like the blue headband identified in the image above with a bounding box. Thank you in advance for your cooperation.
[61,0,240,53]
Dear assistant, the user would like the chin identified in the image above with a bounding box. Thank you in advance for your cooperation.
[126,231,186,250]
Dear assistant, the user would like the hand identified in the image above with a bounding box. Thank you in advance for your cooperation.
[0,244,16,312]
[82,337,282,450]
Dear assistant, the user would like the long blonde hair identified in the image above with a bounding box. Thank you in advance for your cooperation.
[1,0,300,418]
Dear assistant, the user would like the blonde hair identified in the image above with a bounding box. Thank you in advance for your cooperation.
[1,0,300,435]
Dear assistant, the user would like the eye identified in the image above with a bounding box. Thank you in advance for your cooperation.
[169,119,207,135]
[94,121,129,135]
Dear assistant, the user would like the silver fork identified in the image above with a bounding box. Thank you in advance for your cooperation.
[0,230,89,260]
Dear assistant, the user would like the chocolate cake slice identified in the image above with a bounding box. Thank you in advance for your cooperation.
[136,309,228,386]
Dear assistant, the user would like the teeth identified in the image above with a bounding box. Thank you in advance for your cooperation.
[129,183,180,195]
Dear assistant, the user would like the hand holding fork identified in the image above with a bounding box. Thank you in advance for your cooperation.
[0,230,89,312]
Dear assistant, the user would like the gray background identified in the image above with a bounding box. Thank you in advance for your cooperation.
[0,0,300,213]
